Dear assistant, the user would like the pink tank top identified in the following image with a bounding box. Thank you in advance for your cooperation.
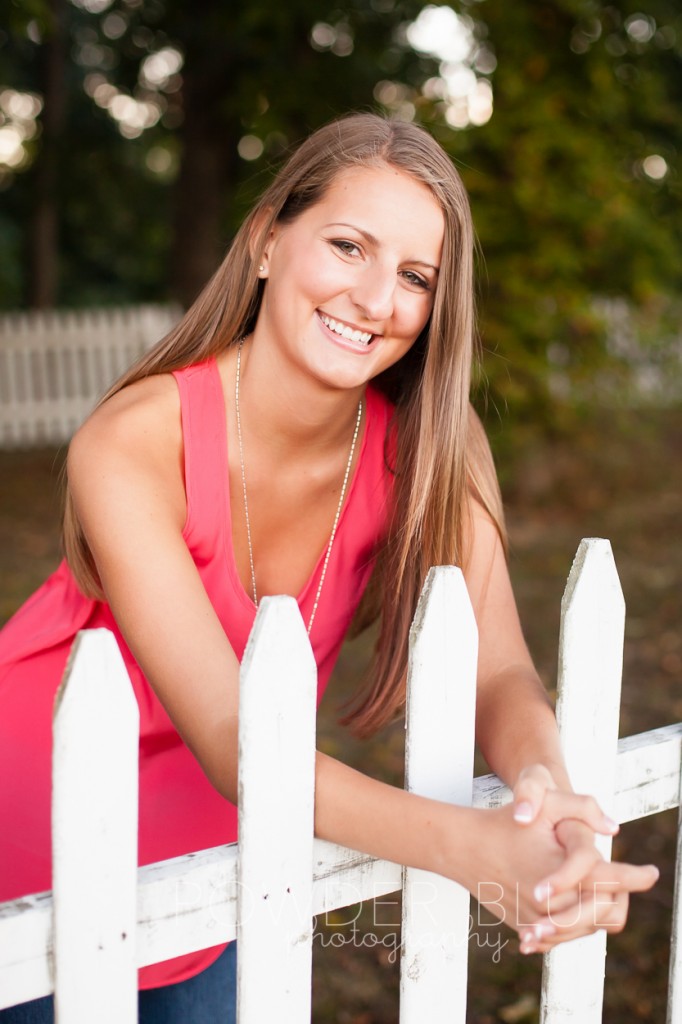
[0,358,394,988]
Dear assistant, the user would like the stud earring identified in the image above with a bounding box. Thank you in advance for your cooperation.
[258,264,265,273]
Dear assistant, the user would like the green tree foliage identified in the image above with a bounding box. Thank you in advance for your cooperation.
[0,0,176,306]
[431,1,682,420]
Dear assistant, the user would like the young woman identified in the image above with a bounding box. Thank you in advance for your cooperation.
[0,113,657,1022]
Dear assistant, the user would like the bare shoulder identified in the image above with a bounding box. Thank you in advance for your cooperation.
[466,493,501,544]
[68,373,185,525]
[74,372,180,447]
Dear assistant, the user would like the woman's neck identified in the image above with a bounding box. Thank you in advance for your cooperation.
[222,335,366,458]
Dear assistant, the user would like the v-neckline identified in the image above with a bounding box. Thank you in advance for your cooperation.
[211,357,372,614]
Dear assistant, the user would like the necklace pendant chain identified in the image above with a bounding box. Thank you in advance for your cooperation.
[235,339,363,636]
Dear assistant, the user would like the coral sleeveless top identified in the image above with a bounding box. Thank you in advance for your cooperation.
[0,358,394,988]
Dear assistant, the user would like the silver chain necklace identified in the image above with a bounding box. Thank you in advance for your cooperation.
[235,339,363,636]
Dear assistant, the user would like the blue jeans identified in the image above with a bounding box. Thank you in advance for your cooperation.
[0,942,237,1024]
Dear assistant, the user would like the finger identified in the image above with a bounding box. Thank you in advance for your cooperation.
[520,890,631,954]
[518,921,556,954]
[513,764,555,824]
[554,817,596,850]
[588,860,660,894]
[539,882,619,920]
[544,856,659,905]
[523,883,590,920]
[542,790,619,836]
[533,844,602,902]
[538,820,602,899]
[539,889,630,948]
[526,888,585,928]
[544,889,625,933]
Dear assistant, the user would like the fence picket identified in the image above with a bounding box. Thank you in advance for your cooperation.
[540,539,625,1022]
[2,345,20,445]
[52,629,139,1023]
[400,566,478,1023]
[0,305,180,447]
[667,776,682,1023]
[0,541,676,1021]
[237,596,318,1022]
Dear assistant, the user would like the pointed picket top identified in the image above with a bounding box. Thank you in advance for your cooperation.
[52,628,139,1024]
[560,536,625,628]
[556,537,625,800]
[53,627,139,723]
[406,565,478,805]
[402,566,478,1023]
[238,596,317,1024]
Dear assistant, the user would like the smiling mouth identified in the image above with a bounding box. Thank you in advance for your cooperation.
[317,311,375,346]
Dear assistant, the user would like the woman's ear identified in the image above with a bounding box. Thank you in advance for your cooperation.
[248,207,276,279]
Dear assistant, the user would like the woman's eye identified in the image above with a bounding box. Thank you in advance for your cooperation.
[402,270,430,291]
[331,239,362,257]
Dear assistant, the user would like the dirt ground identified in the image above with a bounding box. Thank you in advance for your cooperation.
[1,405,680,1022]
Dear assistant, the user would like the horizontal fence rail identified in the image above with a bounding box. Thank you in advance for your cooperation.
[0,305,180,447]
[0,539,679,1021]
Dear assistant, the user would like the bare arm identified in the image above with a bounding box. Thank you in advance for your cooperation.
[462,504,571,790]
[68,377,244,798]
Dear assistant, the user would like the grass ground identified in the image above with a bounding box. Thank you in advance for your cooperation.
[1,406,680,1022]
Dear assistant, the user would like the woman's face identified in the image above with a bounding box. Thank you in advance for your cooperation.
[254,163,445,393]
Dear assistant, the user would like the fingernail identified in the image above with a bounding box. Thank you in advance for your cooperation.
[520,940,536,956]
[534,881,553,902]
[534,923,555,940]
[603,816,619,833]
[513,801,534,823]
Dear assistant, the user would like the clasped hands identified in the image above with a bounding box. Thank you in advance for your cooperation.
[478,764,659,955]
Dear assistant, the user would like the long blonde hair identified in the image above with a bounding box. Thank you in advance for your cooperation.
[63,112,505,735]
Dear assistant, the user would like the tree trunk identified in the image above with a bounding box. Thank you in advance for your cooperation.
[169,68,238,309]
[28,0,67,309]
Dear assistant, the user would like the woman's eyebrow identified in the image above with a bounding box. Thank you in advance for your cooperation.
[325,222,439,273]
[326,221,379,245]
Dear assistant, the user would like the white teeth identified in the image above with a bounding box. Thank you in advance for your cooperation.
[319,312,373,346]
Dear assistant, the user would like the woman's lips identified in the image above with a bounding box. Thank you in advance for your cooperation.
[316,310,376,348]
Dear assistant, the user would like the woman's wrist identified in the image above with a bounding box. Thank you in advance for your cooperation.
[423,802,482,883]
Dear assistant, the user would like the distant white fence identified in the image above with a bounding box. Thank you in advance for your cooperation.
[0,305,180,447]
[548,296,682,408]
[1,539,681,1022]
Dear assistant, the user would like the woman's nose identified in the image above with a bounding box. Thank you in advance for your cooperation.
[350,266,396,323]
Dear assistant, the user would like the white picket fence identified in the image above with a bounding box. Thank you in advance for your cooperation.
[1,539,681,1021]
[0,305,180,447]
